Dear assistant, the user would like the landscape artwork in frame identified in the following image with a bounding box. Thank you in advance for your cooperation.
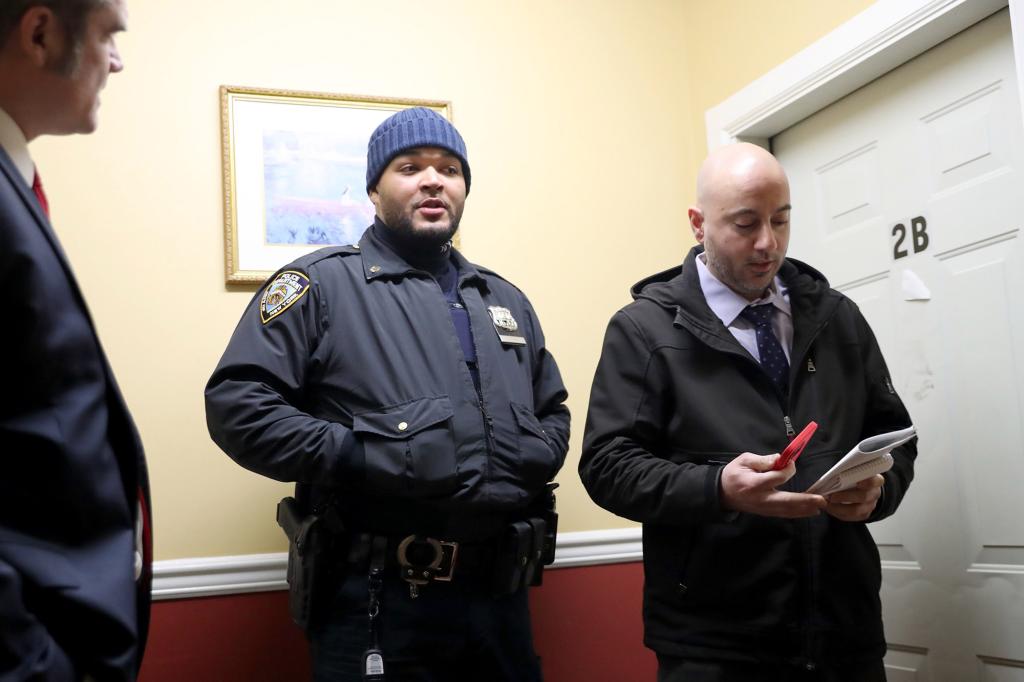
[221,86,451,283]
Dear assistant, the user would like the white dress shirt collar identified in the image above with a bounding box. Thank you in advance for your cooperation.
[0,107,34,188]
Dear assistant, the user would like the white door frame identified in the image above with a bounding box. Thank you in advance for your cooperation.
[705,0,1023,150]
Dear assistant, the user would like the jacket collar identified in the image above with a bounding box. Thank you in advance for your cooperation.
[635,245,843,357]
[357,220,485,287]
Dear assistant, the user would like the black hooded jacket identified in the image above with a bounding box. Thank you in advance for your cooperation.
[580,246,916,666]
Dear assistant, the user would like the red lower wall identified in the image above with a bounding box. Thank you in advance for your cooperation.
[530,563,656,681]
[139,562,654,682]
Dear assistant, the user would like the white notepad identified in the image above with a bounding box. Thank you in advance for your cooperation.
[806,425,917,495]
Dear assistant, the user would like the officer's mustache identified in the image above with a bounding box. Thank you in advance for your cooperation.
[413,197,451,212]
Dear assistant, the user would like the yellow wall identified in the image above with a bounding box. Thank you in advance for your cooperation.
[31,0,872,560]
[680,0,874,162]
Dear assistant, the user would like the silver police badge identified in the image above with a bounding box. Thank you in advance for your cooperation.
[260,270,310,324]
[488,306,526,346]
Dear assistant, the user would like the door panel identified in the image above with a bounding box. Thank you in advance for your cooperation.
[772,9,1024,680]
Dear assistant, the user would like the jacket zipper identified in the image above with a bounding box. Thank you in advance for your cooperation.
[431,276,497,488]
[769,334,824,667]
[675,289,837,665]
[795,354,818,668]
[455,287,497,487]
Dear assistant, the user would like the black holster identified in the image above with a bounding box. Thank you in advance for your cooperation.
[276,496,344,632]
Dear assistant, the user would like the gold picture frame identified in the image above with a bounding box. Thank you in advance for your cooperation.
[220,85,451,284]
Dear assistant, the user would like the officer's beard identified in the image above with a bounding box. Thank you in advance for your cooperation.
[380,213,461,256]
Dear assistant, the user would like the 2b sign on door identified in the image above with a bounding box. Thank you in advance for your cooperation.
[892,216,930,260]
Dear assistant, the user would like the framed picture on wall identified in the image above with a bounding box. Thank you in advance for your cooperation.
[220,85,451,284]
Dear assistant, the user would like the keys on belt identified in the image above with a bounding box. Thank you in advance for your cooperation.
[396,535,460,598]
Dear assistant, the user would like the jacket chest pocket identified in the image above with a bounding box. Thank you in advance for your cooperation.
[353,396,456,498]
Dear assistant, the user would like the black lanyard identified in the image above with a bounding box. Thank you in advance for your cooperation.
[362,536,388,681]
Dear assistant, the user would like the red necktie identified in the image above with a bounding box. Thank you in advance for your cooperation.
[32,170,50,217]
[138,486,152,582]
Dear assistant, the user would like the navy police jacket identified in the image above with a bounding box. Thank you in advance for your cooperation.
[205,226,570,541]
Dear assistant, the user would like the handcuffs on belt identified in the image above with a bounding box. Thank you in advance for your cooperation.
[395,535,460,598]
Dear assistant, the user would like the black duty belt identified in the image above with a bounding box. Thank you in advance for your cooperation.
[346,533,494,595]
[346,519,547,598]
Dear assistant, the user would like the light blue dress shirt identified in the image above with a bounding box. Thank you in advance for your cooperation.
[695,252,793,364]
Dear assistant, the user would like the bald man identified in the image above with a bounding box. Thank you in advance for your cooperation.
[580,143,916,681]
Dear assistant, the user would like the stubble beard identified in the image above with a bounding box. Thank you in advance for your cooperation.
[383,209,462,253]
[704,244,770,301]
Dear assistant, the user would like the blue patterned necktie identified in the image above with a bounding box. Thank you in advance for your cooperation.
[740,304,790,396]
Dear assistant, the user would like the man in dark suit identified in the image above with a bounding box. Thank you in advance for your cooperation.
[0,1,152,680]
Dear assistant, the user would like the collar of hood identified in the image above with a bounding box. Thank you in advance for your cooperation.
[632,245,842,345]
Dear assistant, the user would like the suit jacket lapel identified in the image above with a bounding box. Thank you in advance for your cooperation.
[0,145,147,488]
[0,147,85,295]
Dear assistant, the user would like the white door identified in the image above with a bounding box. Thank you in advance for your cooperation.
[773,9,1024,681]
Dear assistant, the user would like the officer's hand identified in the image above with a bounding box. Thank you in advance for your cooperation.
[719,453,827,519]
[824,474,883,522]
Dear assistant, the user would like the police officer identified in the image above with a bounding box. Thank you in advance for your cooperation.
[205,107,570,681]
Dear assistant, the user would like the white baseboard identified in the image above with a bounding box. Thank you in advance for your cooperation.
[546,528,643,568]
[151,552,288,600]
[151,527,643,601]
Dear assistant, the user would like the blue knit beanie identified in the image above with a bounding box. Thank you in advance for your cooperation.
[365,107,471,194]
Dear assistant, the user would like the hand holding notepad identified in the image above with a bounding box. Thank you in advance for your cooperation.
[806,425,916,495]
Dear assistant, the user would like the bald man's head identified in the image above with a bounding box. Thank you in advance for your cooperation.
[695,143,788,208]
[688,143,792,301]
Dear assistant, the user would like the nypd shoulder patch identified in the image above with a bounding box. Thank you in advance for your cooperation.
[260,270,310,324]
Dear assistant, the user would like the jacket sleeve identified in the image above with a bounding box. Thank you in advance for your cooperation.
[580,309,723,525]
[0,560,76,681]
[522,300,570,474]
[853,307,917,522]
[204,269,363,484]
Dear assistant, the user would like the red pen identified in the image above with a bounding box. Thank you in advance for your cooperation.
[773,421,818,470]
